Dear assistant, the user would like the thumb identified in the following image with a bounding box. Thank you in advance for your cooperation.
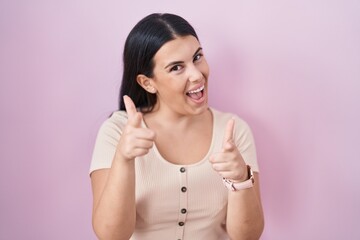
[124,95,142,127]
[223,118,235,149]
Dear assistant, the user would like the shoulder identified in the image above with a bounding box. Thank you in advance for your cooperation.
[210,107,250,130]
[210,107,255,146]
[97,111,129,137]
[107,110,128,126]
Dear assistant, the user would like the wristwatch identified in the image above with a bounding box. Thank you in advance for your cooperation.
[223,165,254,191]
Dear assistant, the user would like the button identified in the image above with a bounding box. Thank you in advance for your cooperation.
[181,208,187,214]
[181,187,187,192]
[178,221,185,226]
[180,167,186,173]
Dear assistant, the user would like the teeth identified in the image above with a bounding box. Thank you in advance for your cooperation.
[187,85,204,94]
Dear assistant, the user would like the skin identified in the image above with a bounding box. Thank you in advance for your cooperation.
[138,35,210,119]
[91,35,264,239]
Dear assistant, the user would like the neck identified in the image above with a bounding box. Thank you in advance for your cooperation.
[143,106,211,130]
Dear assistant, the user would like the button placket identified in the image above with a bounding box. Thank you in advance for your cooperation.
[175,166,188,240]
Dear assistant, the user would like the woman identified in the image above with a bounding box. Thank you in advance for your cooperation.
[90,13,264,240]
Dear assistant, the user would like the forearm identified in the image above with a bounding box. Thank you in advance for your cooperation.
[92,157,136,240]
[226,174,264,240]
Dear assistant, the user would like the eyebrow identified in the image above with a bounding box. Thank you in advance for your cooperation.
[164,47,203,69]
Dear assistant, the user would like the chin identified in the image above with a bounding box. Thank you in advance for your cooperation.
[191,102,209,115]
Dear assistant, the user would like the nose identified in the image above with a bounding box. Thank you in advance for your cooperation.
[188,64,203,82]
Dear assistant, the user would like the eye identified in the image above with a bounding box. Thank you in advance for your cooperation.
[170,65,183,72]
[193,53,203,62]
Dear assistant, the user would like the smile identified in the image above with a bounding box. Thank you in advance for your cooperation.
[186,84,205,101]
[187,85,205,94]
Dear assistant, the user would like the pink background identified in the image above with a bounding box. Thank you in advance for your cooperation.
[1,0,359,239]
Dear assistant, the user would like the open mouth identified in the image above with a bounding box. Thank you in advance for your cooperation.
[186,85,205,101]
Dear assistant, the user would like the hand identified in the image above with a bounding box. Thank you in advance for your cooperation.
[115,95,156,161]
[209,118,248,182]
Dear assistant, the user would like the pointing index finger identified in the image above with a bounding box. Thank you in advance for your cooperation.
[223,118,235,146]
[123,95,137,119]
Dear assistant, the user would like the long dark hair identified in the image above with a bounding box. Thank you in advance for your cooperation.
[118,13,199,111]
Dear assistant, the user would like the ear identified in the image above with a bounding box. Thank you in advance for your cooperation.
[136,74,157,94]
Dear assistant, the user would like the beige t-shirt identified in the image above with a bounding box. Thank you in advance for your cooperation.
[90,108,259,240]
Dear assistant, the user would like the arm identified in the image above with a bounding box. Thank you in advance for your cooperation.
[91,96,155,240]
[91,159,136,240]
[226,173,264,240]
[210,118,264,239]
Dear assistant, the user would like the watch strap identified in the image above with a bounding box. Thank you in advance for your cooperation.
[222,165,254,191]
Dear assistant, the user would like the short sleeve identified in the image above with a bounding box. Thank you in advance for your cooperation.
[89,111,127,174]
[233,117,259,172]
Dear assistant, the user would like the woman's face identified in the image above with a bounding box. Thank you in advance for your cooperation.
[149,35,210,116]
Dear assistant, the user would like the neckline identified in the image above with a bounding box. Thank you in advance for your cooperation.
[141,108,216,167]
